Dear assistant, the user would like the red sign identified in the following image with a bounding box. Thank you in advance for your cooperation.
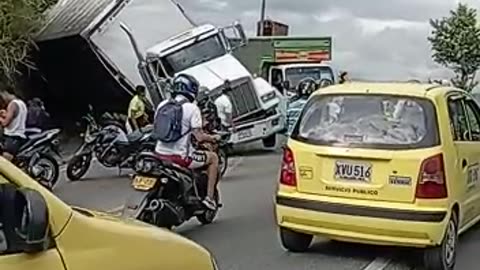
[275,50,330,62]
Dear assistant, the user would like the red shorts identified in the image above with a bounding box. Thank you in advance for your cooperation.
[155,151,208,169]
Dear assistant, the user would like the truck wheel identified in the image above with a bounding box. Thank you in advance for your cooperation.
[423,213,458,270]
[279,227,313,253]
[263,134,276,148]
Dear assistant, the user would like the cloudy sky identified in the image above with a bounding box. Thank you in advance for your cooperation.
[176,0,477,81]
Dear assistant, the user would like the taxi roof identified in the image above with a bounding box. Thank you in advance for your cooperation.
[315,82,459,98]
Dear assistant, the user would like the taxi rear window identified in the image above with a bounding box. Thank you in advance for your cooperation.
[291,94,440,150]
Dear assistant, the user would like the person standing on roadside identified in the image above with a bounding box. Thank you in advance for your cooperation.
[0,91,27,161]
[214,81,235,132]
[127,85,149,133]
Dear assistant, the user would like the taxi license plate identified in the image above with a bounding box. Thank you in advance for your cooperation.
[132,176,157,191]
[334,161,372,182]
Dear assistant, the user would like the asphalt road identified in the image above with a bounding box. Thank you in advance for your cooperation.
[53,142,480,270]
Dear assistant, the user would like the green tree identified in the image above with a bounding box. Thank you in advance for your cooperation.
[0,0,57,87]
[428,3,480,92]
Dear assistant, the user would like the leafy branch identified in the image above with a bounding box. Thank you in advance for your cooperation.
[0,0,58,86]
[428,3,480,91]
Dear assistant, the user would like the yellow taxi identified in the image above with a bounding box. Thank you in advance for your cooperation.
[0,158,218,270]
[275,82,480,270]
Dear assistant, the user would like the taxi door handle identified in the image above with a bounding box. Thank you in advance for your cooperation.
[462,159,468,168]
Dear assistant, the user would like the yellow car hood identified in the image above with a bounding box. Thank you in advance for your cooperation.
[71,206,155,229]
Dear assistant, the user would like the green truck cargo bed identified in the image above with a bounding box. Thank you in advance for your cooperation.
[233,36,332,76]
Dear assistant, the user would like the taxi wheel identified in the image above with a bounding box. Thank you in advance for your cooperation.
[423,213,458,270]
[280,227,313,253]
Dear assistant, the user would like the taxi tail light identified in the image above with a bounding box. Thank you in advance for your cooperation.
[415,154,447,199]
[280,147,297,187]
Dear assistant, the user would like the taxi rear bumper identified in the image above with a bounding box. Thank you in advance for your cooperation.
[275,195,449,247]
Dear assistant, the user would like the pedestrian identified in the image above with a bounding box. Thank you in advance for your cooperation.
[0,91,27,161]
[127,85,149,133]
[214,81,235,132]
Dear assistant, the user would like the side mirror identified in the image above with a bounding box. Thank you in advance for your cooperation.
[1,184,50,253]
[223,21,247,51]
[233,21,247,47]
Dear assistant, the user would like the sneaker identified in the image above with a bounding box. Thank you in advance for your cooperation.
[202,197,217,211]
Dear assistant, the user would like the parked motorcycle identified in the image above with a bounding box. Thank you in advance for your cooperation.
[66,108,155,181]
[121,131,230,229]
[2,129,62,190]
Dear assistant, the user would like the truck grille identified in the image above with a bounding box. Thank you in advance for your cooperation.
[226,79,260,119]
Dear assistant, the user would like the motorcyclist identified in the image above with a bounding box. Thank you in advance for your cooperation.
[197,86,221,132]
[154,74,221,211]
[285,78,334,136]
[0,91,28,161]
[286,79,318,136]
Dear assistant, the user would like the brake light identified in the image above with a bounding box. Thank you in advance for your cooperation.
[415,154,447,199]
[280,147,297,187]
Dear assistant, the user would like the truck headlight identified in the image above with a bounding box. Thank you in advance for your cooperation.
[261,92,276,103]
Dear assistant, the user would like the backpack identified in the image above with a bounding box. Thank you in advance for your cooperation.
[151,99,188,143]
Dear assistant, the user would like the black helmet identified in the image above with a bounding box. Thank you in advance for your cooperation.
[173,74,200,101]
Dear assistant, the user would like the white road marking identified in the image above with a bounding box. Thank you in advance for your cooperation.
[362,257,391,270]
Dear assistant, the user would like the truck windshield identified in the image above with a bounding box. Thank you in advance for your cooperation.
[285,66,334,87]
[162,34,226,76]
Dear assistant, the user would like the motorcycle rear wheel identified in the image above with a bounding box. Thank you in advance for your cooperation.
[196,190,220,225]
[66,154,92,181]
[30,154,60,190]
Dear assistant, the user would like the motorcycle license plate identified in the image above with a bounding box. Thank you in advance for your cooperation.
[132,176,157,191]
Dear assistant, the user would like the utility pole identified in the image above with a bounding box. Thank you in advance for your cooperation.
[259,0,266,36]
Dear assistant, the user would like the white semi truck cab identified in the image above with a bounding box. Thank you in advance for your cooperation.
[122,22,283,147]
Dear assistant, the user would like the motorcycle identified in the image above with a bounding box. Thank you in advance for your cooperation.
[66,107,155,181]
[121,131,230,229]
[2,129,62,190]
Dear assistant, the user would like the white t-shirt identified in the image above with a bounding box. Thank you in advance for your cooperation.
[4,99,27,138]
[214,94,233,127]
[154,96,203,157]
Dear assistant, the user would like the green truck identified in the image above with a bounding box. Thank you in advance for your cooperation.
[233,37,335,95]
